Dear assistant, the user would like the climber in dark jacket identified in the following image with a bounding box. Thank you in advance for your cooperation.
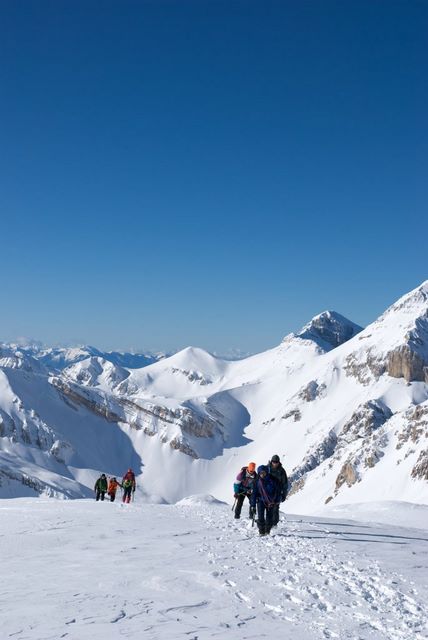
[267,454,288,526]
[250,465,281,536]
[94,474,108,501]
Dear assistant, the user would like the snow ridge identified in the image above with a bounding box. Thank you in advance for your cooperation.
[0,280,427,512]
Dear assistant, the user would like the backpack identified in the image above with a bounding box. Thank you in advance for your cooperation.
[233,482,243,494]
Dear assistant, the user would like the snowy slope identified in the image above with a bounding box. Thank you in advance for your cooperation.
[0,281,427,510]
[0,497,427,640]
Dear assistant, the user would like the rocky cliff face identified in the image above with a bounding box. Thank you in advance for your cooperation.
[288,400,392,499]
[51,377,126,423]
[380,285,428,382]
[387,344,428,383]
[51,374,222,460]
[295,311,363,351]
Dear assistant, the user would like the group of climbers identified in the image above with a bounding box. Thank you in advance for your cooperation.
[233,454,288,536]
[94,457,287,535]
[94,468,136,503]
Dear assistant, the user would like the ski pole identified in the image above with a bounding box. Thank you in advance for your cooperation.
[232,498,237,511]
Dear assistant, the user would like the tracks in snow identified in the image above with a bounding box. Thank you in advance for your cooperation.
[177,503,427,640]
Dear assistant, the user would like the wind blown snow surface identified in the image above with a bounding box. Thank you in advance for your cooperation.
[1,497,427,640]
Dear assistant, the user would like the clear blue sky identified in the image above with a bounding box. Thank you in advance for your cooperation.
[1,1,427,353]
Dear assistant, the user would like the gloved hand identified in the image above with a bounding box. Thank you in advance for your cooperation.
[234,493,239,498]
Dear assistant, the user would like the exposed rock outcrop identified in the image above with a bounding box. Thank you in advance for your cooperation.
[335,462,358,489]
[340,400,392,443]
[387,345,428,383]
[287,476,306,498]
[411,450,428,481]
[344,349,386,385]
[396,404,428,450]
[289,430,337,487]
[51,378,126,423]
[169,436,199,459]
[171,368,211,385]
[282,408,302,422]
[298,380,326,402]
[51,376,220,459]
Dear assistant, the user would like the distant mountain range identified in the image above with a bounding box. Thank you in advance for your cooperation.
[1,281,427,514]
[4,344,169,372]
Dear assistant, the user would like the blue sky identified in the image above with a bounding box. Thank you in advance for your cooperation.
[1,1,427,353]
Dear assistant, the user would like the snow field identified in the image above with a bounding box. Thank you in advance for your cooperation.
[1,498,427,640]
[190,503,427,640]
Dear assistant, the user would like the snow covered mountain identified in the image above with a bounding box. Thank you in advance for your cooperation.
[0,281,427,513]
[6,343,169,372]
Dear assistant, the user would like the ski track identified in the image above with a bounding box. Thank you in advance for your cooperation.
[1,500,427,640]
[182,504,428,640]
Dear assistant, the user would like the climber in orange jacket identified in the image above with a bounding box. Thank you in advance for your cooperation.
[107,477,121,502]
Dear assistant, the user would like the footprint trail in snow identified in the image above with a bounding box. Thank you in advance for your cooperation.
[181,500,428,640]
[1,498,427,640]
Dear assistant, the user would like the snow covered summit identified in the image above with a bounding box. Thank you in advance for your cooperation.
[0,280,427,512]
[294,310,363,351]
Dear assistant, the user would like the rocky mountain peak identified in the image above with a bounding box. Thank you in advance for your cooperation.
[293,311,363,352]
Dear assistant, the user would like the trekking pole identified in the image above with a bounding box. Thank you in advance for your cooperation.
[232,498,237,511]
[251,506,256,527]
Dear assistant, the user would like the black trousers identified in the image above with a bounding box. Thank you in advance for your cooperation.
[256,501,275,533]
[109,492,116,502]
[272,503,280,526]
[123,487,133,503]
[234,493,251,518]
[96,490,106,501]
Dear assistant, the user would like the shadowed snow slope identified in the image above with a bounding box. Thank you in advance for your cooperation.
[0,281,427,510]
